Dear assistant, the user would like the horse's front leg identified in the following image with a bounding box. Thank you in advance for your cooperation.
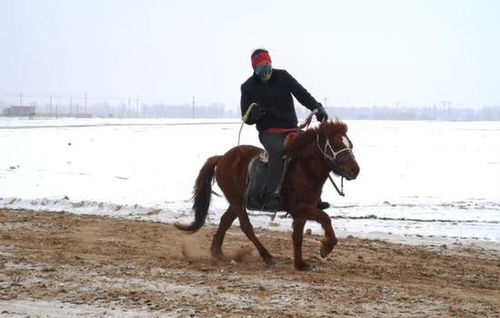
[293,203,338,258]
[292,217,310,271]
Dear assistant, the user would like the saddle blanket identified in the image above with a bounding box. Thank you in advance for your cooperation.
[244,154,289,212]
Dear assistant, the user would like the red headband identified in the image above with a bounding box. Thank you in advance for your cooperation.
[251,52,272,66]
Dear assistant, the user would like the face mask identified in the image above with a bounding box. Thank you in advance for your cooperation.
[254,63,273,81]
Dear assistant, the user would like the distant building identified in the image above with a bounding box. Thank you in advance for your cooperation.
[75,113,93,118]
[3,106,36,118]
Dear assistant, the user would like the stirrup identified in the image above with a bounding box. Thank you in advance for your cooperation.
[317,201,330,210]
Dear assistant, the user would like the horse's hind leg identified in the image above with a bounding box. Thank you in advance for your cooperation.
[237,207,276,266]
[210,205,238,259]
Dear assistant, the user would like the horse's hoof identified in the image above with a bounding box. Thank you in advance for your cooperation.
[210,249,225,260]
[294,261,311,271]
[264,257,277,267]
[320,243,335,258]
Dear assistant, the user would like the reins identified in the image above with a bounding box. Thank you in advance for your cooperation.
[239,107,349,199]
[238,105,317,146]
[238,102,257,146]
[299,109,318,129]
[328,174,345,197]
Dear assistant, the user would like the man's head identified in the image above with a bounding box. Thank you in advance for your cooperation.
[251,49,273,81]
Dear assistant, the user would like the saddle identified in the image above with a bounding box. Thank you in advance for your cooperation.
[244,152,291,212]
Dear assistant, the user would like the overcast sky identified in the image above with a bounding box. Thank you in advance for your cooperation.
[1,0,499,110]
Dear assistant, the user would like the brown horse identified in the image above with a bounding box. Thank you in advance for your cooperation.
[176,120,360,270]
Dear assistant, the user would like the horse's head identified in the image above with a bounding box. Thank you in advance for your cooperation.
[317,120,360,180]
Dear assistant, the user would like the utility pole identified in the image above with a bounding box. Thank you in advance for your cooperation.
[70,96,73,117]
[49,95,53,118]
[19,91,23,106]
[84,93,87,114]
[440,101,453,120]
[136,97,139,118]
[192,95,195,118]
[128,97,131,118]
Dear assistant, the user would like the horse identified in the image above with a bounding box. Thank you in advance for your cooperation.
[175,120,360,270]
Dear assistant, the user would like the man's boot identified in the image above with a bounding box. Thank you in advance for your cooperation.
[317,200,330,210]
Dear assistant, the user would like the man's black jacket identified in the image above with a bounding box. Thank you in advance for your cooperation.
[240,69,321,131]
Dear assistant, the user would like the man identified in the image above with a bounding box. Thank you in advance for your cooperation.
[241,48,330,209]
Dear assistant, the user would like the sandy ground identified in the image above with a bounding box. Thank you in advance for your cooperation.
[0,209,499,317]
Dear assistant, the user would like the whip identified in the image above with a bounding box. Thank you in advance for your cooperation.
[238,102,257,146]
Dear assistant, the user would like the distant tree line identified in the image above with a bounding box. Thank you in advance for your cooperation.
[299,105,500,121]
[1,96,499,120]
[0,100,238,119]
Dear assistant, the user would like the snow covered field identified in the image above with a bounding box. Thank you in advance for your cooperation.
[1,117,499,245]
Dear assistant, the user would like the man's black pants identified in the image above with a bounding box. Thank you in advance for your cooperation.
[258,130,287,196]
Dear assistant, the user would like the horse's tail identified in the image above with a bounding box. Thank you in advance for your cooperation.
[175,155,221,232]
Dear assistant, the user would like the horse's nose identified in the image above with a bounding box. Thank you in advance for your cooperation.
[350,165,360,179]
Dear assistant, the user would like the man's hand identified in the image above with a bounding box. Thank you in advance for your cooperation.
[315,105,329,122]
[247,103,266,123]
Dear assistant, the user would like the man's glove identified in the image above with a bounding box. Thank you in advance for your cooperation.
[247,103,266,123]
[315,105,329,122]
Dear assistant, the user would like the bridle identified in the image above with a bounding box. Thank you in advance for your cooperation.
[316,134,355,165]
[316,133,355,197]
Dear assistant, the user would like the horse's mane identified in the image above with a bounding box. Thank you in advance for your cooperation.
[284,120,348,156]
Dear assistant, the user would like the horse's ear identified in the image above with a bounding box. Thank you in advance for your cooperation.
[346,134,354,149]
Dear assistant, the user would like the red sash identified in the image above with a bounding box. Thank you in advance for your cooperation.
[265,127,301,134]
